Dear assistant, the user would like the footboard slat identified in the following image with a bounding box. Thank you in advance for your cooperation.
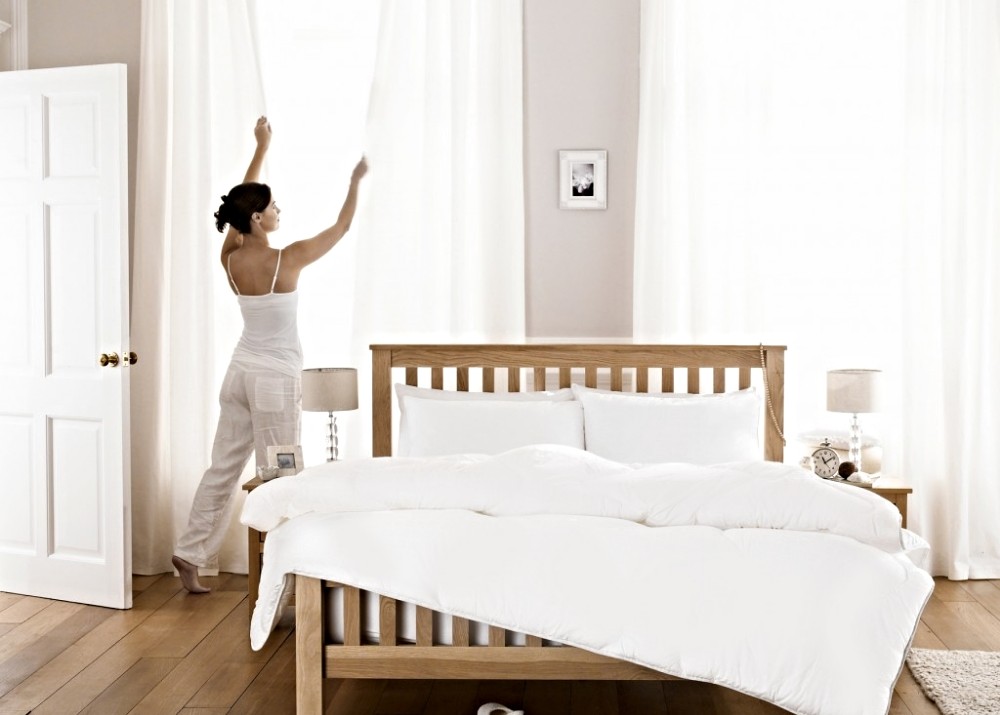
[343,586,361,646]
[379,595,396,646]
[488,625,506,647]
[452,616,470,646]
[416,606,433,646]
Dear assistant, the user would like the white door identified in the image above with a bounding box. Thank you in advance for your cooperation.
[0,64,132,609]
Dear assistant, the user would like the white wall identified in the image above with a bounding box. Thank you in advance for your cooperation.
[24,0,639,339]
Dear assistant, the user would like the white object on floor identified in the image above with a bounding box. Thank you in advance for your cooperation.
[477,704,524,715]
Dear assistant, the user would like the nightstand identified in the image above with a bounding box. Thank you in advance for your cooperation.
[848,478,912,528]
[242,476,266,620]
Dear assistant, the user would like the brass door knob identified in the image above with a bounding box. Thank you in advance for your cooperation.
[125,351,138,366]
[100,352,120,367]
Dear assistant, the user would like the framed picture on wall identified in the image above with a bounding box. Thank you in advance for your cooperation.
[559,149,607,210]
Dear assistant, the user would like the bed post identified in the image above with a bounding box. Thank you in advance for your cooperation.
[372,346,393,457]
[296,575,325,714]
[763,347,785,463]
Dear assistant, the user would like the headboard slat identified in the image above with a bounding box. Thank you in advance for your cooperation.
[686,367,700,394]
[508,367,520,393]
[662,367,674,393]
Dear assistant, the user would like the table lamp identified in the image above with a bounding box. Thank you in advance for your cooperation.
[826,369,884,473]
[302,367,358,461]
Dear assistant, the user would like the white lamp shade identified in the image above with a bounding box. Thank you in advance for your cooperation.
[301,367,358,412]
[827,369,884,414]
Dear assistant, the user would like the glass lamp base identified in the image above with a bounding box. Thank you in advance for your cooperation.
[847,413,863,472]
[326,412,340,462]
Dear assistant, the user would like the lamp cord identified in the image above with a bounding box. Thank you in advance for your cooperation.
[759,344,786,445]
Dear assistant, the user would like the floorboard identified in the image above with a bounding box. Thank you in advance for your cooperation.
[0,576,995,714]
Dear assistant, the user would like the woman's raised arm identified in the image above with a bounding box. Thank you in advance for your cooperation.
[220,117,272,262]
[282,157,368,270]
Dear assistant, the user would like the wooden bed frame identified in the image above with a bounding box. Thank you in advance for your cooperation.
[294,344,786,713]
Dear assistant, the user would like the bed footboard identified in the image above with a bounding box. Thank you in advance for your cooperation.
[295,574,673,714]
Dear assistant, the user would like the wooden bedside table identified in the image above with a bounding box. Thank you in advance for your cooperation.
[848,477,912,528]
[242,476,265,619]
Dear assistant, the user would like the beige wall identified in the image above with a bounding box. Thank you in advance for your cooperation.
[23,0,639,339]
[524,0,639,338]
[26,0,141,253]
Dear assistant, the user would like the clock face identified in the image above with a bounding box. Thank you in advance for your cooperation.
[812,447,840,478]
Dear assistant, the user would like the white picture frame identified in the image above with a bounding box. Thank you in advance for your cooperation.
[266,444,304,477]
[559,149,607,210]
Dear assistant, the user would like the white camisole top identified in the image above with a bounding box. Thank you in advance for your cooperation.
[227,249,303,378]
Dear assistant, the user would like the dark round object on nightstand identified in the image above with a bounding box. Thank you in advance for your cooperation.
[838,461,858,479]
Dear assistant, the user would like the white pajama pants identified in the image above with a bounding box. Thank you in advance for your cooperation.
[175,362,301,568]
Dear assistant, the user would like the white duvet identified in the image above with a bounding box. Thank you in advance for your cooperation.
[241,444,932,715]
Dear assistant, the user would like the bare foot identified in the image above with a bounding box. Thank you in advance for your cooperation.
[172,555,211,594]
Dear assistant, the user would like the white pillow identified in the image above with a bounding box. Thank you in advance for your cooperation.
[570,384,761,464]
[397,398,585,457]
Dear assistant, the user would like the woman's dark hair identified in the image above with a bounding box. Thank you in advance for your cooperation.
[214,182,271,234]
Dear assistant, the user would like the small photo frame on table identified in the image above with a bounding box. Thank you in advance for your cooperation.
[265,444,304,479]
[559,149,607,210]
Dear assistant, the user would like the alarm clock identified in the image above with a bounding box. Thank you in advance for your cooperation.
[811,439,841,479]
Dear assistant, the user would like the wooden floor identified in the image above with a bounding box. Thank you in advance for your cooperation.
[0,576,997,715]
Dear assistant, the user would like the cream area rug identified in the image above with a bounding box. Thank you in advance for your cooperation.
[907,647,1000,715]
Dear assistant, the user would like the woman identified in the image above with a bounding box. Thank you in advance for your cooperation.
[172,116,368,593]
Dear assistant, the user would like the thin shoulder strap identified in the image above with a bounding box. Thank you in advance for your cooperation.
[270,249,282,294]
[226,253,241,296]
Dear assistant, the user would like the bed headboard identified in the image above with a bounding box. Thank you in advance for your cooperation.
[370,344,786,462]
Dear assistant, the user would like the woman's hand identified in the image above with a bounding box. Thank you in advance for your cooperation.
[254,116,272,150]
[351,156,368,183]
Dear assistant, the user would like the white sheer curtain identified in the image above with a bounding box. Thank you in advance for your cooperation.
[634,0,906,442]
[635,0,1000,578]
[131,0,266,574]
[252,1,378,464]
[349,0,526,453]
[131,0,524,572]
[900,0,1000,579]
